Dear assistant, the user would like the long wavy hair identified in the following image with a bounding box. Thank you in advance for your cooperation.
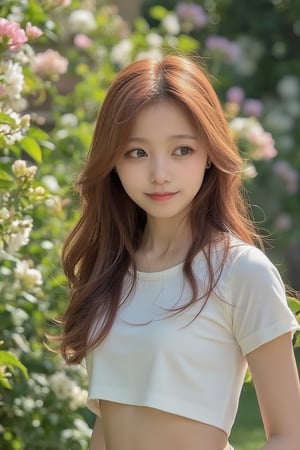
[57,55,260,364]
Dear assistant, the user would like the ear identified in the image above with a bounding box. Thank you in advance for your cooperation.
[206,159,212,169]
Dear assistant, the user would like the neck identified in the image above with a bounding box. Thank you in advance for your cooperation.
[137,216,192,270]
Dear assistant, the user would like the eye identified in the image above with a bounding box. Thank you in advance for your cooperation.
[126,148,148,158]
[173,146,193,156]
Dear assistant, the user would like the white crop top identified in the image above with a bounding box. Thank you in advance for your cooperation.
[86,237,299,434]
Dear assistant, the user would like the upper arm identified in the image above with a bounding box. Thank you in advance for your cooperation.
[246,332,300,439]
[89,416,106,450]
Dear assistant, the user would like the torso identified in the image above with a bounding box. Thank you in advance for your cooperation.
[100,400,230,450]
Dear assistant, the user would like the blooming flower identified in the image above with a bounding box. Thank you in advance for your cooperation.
[12,159,37,178]
[25,22,43,40]
[0,60,24,100]
[205,35,239,62]
[274,213,292,232]
[33,49,68,77]
[176,2,208,32]
[0,109,30,145]
[136,48,162,61]
[49,372,87,410]
[74,33,92,49]
[146,32,163,48]
[50,0,71,6]
[242,99,263,117]
[60,113,78,128]
[15,259,43,287]
[226,86,245,105]
[162,14,180,35]
[110,39,133,67]
[229,117,277,161]
[68,9,97,33]
[272,161,299,194]
[0,18,27,51]
[7,219,33,254]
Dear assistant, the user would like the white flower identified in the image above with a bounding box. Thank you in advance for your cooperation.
[162,13,180,35]
[49,371,87,410]
[60,113,78,128]
[0,61,24,100]
[11,307,29,326]
[69,385,88,410]
[15,259,43,286]
[110,39,133,66]
[7,218,33,254]
[136,48,162,61]
[0,207,10,220]
[68,9,97,33]
[12,159,37,178]
[42,175,60,193]
[146,32,163,48]
[243,164,257,179]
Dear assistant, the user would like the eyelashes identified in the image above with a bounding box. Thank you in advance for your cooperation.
[125,146,194,159]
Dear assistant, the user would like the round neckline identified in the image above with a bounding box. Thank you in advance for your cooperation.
[133,235,229,280]
[135,251,206,280]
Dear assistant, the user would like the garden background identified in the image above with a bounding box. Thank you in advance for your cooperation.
[0,0,299,449]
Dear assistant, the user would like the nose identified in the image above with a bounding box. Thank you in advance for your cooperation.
[150,156,171,184]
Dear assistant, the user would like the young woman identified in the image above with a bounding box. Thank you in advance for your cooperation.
[58,55,300,450]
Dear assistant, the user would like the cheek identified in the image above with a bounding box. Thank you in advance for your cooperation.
[116,167,140,194]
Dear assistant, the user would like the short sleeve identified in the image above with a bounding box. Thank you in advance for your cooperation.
[229,246,299,355]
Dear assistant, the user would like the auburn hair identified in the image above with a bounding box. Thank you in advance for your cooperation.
[57,55,260,364]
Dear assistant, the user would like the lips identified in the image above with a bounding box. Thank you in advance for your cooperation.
[146,192,177,201]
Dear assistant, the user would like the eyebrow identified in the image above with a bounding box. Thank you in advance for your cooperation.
[128,134,198,142]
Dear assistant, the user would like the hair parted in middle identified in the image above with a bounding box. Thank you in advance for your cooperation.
[59,54,260,364]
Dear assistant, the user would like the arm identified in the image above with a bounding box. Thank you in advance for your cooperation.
[89,416,106,450]
[247,332,300,450]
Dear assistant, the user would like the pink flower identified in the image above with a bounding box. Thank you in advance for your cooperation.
[0,18,27,51]
[248,127,277,160]
[274,214,292,232]
[242,99,263,117]
[26,22,43,40]
[33,49,68,76]
[74,33,92,49]
[226,86,245,105]
[205,35,239,62]
[53,0,71,6]
[272,161,299,194]
[176,3,208,29]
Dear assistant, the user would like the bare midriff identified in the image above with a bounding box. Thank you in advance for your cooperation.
[100,400,230,450]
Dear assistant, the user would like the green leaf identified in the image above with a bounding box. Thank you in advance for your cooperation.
[19,136,42,163]
[0,179,14,189]
[149,5,169,21]
[0,112,17,127]
[294,332,300,348]
[0,350,28,382]
[177,34,200,52]
[0,168,13,181]
[287,296,300,315]
[27,127,49,141]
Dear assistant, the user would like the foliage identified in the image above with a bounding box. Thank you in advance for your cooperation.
[0,0,299,448]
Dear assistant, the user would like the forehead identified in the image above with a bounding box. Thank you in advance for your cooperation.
[129,98,199,137]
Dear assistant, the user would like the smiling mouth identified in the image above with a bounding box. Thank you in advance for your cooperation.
[146,192,178,201]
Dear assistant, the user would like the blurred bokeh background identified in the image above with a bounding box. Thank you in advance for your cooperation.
[0,1,299,449]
